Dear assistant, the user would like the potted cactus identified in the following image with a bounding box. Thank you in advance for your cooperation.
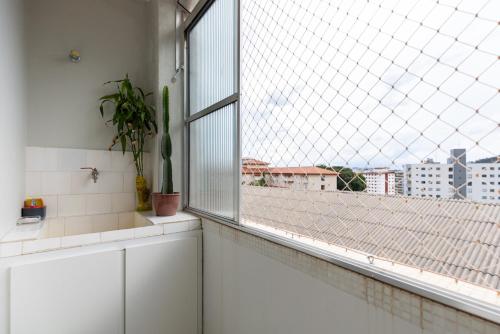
[152,86,180,216]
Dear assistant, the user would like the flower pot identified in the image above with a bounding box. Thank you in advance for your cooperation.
[152,192,180,216]
[136,176,152,211]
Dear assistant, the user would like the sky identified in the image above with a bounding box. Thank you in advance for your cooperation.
[240,0,500,169]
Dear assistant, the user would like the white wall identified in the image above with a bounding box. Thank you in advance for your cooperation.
[149,0,184,195]
[0,0,27,237]
[24,0,151,151]
[203,219,500,334]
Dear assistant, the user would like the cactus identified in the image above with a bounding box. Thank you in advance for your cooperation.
[161,86,174,194]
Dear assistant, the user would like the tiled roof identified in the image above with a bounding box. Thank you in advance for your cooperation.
[242,166,338,176]
[242,186,500,290]
[242,158,270,166]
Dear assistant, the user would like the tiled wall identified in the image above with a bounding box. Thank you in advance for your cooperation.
[25,147,152,236]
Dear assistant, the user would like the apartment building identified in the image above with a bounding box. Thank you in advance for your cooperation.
[362,169,396,195]
[404,160,455,199]
[467,160,500,204]
[241,158,338,191]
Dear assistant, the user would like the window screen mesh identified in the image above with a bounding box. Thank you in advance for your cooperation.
[240,0,500,295]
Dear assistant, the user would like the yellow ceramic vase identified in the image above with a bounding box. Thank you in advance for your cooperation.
[136,176,151,211]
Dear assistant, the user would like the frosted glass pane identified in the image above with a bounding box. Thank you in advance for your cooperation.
[188,0,236,115]
[189,104,235,218]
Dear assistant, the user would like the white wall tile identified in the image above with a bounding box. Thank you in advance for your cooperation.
[163,222,189,234]
[111,151,135,172]
[58,195,86,217]
[86,194,112,215]
[133,225,163,238]
[123,172,137,193]
[26,147,58,171]
[22,237,61,254]
[98,172,123,193]
[112,193,136,213]
[91,213,118,233]
[101,228,134,242]
[47,218,65,237]
[118,212,135,229]
[86,150,112,171]
[0,242,23,257]
[64,216,92,235]
[41,172,71,195]
[25,172,41,196]
[42,195,58,218]
[70,171,98,194]
[61,232,100,248]
[57,148,86,171]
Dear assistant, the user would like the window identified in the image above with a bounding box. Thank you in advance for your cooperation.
[185,0,500,320]
[185,0,238,219]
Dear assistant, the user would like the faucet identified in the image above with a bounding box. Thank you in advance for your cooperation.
[80,167,99,183]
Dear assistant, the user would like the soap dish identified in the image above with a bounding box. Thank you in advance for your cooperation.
[21,206,46,221]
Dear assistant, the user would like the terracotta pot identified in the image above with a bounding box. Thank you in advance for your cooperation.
[152,192,180,216]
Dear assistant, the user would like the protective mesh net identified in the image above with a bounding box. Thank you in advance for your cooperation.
[239,0,500,293]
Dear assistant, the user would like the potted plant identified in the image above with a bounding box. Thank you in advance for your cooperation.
[99,74,158,211]
[152,85,180,216]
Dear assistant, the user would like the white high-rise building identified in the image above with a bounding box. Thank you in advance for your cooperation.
[363,169,396,195]
[467,162,500,204]
[404,160,455,199]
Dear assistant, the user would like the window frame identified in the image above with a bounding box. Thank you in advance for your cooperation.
[182,0,241,223]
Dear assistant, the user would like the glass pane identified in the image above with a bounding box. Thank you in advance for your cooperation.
[188,0,236,115]
[189,104,235,218]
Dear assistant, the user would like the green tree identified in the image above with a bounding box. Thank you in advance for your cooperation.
[317,165,366,192]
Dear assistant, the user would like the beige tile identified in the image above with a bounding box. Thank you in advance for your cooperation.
[64,216,92,235]
[47,218,65,237]
[112,193,136,213]
[58,195,86,217]
[118,212,135,229]
[91,214,119,232]
[86,194,112,215]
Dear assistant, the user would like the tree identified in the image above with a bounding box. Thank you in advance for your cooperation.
[317,165,366,192]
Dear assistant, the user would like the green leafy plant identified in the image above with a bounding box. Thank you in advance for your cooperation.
[99,74,158,176]
[161,85,174,194]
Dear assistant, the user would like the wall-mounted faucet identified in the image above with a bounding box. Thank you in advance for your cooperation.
[80,167,99,183]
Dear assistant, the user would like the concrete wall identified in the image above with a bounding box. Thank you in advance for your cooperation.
[203,219,500,334]
[0,0,27,237]
[24,0,151,151]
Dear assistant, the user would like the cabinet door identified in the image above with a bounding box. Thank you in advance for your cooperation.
[125,238,198,334]
[10,251,124,334]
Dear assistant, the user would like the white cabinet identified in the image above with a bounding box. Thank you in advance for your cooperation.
[125,237,199,334]
[10,250,124,334]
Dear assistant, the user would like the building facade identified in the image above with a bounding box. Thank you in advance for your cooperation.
[467,162,500,204]
[241,159,338,191]
[363,169,396,195]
